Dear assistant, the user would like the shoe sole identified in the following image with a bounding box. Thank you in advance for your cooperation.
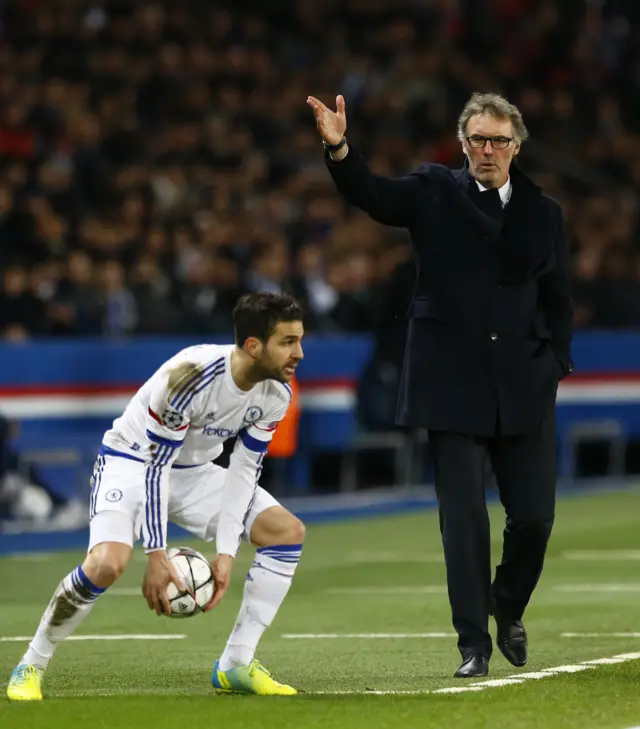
[213,687,297,696]
[7,692,43,701]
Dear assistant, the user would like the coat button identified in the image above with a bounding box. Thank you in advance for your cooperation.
[490,332,498,341]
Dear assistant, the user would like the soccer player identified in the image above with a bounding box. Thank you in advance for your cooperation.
[7,292,306,700]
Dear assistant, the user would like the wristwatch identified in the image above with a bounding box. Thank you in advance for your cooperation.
[323,137,347,153]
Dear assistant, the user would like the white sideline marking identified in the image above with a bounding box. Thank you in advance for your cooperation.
[282,633,456,639]
[283,633,640,640]
[11,687,211,697]
[8,652,640,697]
[554,584,640,593]
[346,550,444,564]
[106,584,447,597]
[469,678,525,687]
[563,550,640,561]
[326,586,447,596]
[109,585,448,597]
[5,553,55,562]
[109,588,141,596]
[316,652,640,696]
[537,664,591,674]
[582,657,628,664]
[563,633,640,639]
[0,634,185,642]
[313,689,433,696]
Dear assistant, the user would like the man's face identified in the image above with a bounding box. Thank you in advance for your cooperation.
[462,113,520,188]
[251,321,304,383]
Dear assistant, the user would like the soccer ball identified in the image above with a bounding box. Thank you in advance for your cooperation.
[166,546,214,618]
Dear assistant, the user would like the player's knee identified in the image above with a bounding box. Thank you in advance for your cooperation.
[252,508,306,547]
[267,510,306,545]
[284,516,306,545]
[83,542,131,588]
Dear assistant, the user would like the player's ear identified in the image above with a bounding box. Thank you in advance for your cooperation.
[244,336,262,359]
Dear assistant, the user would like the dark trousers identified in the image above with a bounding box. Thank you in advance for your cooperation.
[428,408,556,659]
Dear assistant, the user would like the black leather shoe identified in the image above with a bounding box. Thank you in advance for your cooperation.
[495,615,528,667]
[454,654,489,678]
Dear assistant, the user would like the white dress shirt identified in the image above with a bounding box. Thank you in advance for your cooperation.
[476,176,512,207]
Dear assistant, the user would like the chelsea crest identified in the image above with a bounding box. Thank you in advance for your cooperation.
[244,406,263,424]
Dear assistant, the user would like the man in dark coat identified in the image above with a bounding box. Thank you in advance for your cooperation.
[307,92,573,678]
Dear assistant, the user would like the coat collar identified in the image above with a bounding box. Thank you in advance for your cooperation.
[452,157,542,200]
[451,158,552,282]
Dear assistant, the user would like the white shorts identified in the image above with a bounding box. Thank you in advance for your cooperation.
[87,447,279,552]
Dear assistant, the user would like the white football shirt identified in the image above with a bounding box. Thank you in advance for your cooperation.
[102,344,292,555]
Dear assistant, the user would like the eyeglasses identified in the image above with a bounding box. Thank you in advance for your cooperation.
[465,135,513,150]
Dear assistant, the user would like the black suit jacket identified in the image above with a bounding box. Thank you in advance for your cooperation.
[326,146,573,436]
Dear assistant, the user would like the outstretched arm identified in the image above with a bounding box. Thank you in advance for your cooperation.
[307,94,425,228]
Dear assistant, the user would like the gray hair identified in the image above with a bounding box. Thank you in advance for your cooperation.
[457,92,529,144]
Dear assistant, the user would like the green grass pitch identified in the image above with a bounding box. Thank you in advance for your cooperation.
[2,487,640,728]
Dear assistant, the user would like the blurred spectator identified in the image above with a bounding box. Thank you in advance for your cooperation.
[98,260,137,337]
[0,266,45,340]
[0,0,639,338]
[49,250,103,335]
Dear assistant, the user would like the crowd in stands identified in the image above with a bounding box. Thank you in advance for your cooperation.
[1,0,640,340]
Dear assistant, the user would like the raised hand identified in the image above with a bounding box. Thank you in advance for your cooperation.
[307,95,347,146]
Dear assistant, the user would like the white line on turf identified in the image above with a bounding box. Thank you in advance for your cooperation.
[463,678,525,687]
[326,586,447,595]
[562,633,640,638]
[109,588,141,596]
[582,657,630,664]
[345,550,444,563]
[0,634,185,642]
[98,582,628,599]
[562,550,640,561]
[7,687,211,697]
[7,652,639,697]
[554,584,640,592]
[282,633,640,640]
[535,664,591,674]
[282,633,456,639]
[5,553,55,562]
[312,652,640,695]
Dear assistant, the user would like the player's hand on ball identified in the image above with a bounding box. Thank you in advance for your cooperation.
[142,550,187,616]
[206,554,234,611]
[307,94,347,146]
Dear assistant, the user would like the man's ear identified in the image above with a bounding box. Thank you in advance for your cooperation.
[244,336,262,359]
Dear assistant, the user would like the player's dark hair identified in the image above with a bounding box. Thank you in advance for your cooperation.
[233,292,303,346]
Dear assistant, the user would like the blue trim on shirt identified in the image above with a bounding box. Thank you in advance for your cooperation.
[99,444,144,463]
[99,443,205,469]
[146,429,184,449]
[239,428,269,453]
